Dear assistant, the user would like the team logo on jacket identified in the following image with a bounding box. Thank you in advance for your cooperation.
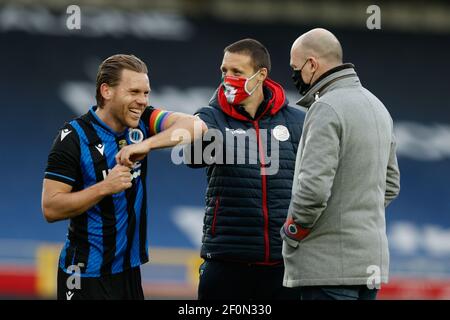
[273,125,290,141]
[225,127,247,135]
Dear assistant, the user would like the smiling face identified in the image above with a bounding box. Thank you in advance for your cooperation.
[101,69,150,131]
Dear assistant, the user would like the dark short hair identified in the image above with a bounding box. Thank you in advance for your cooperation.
[224,38,271,73]
[96,54,148,107]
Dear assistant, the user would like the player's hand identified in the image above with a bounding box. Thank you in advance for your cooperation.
[115,141,150,168]
[101,164,132,195]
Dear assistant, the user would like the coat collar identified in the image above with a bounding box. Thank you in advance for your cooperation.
[296,63,359,109]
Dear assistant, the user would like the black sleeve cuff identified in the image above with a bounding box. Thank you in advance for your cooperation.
[44,172,77,186]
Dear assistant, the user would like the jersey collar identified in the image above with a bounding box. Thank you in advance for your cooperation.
[89,106,127,137]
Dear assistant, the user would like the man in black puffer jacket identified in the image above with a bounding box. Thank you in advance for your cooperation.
[185,39,304,300]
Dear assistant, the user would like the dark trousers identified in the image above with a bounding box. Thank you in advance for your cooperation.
[301,285,378,300]
[197,259,301,300]
[57,266,144,300]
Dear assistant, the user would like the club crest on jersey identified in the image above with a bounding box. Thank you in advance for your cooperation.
[128,128,144,144]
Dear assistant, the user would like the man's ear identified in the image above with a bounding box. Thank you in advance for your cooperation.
[100,83,113,102]
[309,57,319,73]
[258,68,268,81]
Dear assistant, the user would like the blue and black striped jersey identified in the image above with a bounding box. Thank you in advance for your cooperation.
[44,106,171,277]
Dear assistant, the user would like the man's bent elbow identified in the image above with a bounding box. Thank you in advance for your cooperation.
[41,200,61,223]
[42,205,58,223]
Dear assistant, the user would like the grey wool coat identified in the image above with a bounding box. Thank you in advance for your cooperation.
[282,64,400,287]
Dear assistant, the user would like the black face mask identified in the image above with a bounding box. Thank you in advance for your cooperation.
[292,59,314,95]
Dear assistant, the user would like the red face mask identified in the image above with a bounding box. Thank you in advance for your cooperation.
[222,70,261,105]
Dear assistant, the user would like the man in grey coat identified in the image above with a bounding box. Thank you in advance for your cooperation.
[281,28,400,300]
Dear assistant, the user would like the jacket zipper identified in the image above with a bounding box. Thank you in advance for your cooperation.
[253,120,270,263]
[211,196,220,236]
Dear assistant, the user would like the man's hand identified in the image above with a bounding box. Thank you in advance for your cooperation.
[100,164,133,195]
[115,142,150,167]
[42,166,131,223]
[282,216,311,242]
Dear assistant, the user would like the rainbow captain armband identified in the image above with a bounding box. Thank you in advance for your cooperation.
[149,109,173,136]
[282,216,311,241]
